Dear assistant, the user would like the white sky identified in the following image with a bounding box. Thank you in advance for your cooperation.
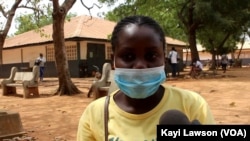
[69,0,111,17]
[1,0,114,35]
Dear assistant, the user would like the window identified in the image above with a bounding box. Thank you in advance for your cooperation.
[46,45,77,61]
[106,46,112,60]
[66,45,77,60]
[46,46,54,61]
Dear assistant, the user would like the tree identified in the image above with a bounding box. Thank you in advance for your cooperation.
[198,27,237,69]
[51,0,101,95]
[100,0,250,64]
[100,0,187,42]
[0,0,49,64]
[1,0,102,96]
[0,1,23,64]
[197,0,250,68]
[14,3,53,35]
[14,3,76,35]
[99,0,214,61]
[50,0,80,95]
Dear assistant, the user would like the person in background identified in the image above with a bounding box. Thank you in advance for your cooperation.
[77,15,215,141]
[229,59,234,68]
[35,53,46,82]
[92,65,101,80]
[189,58,203,77]
[221,54,229,73]
[168,47,179,77]
[87,66,102,98]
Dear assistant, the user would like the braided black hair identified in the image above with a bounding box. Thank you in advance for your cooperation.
[111,15,166,52]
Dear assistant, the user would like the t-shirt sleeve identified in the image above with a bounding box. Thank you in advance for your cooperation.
[188,91,216,124]
[77,105,96,141]
[77,98,106,141]
[162,85,216,125]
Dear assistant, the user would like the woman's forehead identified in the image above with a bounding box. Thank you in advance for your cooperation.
[119,24,160,43]
[123,24,139,36]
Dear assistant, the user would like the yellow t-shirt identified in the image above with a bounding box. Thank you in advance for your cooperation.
[77,84,215,141]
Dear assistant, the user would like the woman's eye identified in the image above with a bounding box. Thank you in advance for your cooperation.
[145,52,157,61]
[122,53,135,62]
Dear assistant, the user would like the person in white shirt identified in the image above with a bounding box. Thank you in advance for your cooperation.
[221,54,229,73]
[35,53,46,81]
[189,58,203,77]
[168,47,179,77]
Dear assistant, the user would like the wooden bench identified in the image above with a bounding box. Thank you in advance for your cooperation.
[1,66,40,98]
[87,63,118,100]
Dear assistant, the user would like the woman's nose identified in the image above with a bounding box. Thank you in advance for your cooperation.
[132,59,147,69]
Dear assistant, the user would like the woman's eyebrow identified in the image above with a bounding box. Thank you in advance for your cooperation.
[146,46,161,50]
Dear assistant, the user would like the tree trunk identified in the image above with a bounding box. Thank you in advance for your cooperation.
[0,0,22,64]
[52,0,80,95]
[178,0,200,62]
[0,37,5,64]
[210,49,217,70]
[185,48,189,66]
[237,33,246,60]
[188,29,199,61]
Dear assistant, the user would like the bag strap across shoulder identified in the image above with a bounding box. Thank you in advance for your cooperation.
[104,94,110,141]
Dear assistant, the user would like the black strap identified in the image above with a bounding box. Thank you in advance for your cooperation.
[104,94,110,141]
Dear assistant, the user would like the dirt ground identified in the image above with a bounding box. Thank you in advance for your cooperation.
[0,66,250,141]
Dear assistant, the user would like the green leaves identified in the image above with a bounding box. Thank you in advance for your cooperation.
[14,3,76,35]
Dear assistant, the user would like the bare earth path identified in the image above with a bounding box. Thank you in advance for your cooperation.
[0,67,250,141]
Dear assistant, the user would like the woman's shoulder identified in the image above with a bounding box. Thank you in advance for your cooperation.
[85,96,107,111]
[162,84,205,102]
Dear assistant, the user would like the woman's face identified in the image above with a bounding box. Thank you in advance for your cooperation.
[114,24,165,69]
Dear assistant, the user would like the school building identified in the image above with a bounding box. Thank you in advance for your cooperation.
[183,42,250,66]
[1,15,187,78]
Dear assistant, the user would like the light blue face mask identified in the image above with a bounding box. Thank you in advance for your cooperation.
[114,65,166,99]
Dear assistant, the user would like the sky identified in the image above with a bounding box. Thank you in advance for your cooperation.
[69,0,112,18]
[1,0,115,35]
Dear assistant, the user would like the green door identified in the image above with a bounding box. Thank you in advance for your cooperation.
[87,43,105,76]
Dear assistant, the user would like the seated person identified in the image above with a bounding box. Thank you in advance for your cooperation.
[190,58,203,76]
[87,67,101,98]
[91,65,101,80]
[92,70,101,80]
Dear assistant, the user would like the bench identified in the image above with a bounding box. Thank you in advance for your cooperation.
[87,63,118,100]
[1,66,40,98]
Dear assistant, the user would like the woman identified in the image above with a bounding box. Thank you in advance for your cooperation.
[77,15,215,141]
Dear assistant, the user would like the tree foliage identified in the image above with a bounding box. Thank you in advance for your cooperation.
[14,4,76,35]
[196,0,250,68]
[0,0,46,64]
[101,0,187,42]
[99,0,250,62]
[0,0,103,96]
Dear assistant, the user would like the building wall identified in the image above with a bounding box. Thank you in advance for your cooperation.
[23,45,46,63]
[0,40,113,78]
[1,40,186,78]
[80,40,111,60]
[3,48,22,64]
[183,49,250,66]
[3,45,47,65]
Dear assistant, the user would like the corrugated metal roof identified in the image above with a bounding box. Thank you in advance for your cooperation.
[4,15,187,48]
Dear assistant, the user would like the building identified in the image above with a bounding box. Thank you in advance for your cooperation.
[1,15,187,78]
[183,41,250,66]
